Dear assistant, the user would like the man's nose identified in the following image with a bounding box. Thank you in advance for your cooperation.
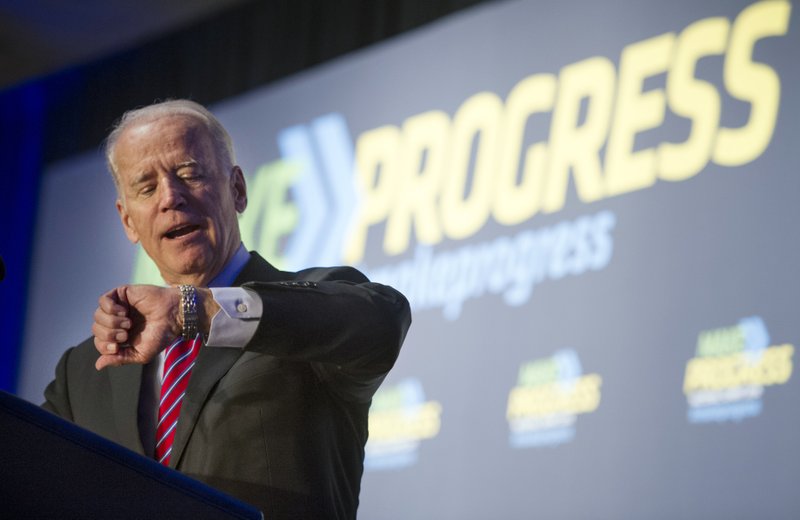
[158,176,187,211]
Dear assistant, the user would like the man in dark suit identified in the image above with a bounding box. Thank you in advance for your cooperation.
[42,99,411,519]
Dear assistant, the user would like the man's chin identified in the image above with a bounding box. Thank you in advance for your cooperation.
[156,252,215,285]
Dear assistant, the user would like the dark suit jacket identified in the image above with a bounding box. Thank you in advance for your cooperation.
[43,253,411,519]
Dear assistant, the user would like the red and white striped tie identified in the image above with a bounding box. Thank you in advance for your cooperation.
[155,334,201,466]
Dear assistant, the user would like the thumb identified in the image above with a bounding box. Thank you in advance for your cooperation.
[95,348,139,370]
[95,353,123,370]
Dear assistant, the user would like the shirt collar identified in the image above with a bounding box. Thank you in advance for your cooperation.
[208,243,250,288]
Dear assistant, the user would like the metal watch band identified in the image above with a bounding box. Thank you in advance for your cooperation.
[178,284,199,339]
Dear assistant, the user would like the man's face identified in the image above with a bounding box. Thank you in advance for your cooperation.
[113,115,247,286]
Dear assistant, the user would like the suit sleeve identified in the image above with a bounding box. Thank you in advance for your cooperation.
[241,266,411,402]
[42,347,75,420]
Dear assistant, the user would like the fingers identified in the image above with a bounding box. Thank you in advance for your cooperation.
[93,286,133,357]
[94,305,130,330]
[93,335,121,359]
[93,302,132,356]
[92,284,177,370]
[98,286,129,317]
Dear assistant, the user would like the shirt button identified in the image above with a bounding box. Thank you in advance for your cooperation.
[236,303,248,313]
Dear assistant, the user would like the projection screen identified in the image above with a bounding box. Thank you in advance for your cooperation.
[20,1,800,517]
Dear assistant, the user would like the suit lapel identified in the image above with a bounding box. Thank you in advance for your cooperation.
[108,363,145,455]
[168,251,282,468]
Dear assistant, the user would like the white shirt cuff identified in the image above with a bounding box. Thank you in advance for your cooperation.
[207,287,262,347]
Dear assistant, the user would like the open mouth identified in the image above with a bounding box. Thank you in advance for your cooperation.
[164,224,200,239]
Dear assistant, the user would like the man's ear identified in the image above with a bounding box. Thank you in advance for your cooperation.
[116,199,140,244]
[231,166,248,213]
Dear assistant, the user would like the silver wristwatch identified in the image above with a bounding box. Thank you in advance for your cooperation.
[178,284,199,339]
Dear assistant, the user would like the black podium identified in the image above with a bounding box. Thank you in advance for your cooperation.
[0,390,263,519]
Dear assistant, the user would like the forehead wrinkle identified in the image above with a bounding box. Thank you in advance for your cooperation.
[115,117,216,191]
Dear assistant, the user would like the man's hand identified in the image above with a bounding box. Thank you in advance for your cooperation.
[92,285,182,370]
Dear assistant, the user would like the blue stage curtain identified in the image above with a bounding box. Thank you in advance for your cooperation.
[0,83,45,392]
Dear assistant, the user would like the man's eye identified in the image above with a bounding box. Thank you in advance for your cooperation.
[181,171,203,181]
[139,185,155,196]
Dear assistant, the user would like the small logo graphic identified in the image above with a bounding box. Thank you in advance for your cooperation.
[276,114,359,268]
[506,349,602,448]
[365,378,442,471]
[683,316,794,423]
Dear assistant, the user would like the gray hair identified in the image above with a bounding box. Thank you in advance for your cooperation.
[105,99,236,193]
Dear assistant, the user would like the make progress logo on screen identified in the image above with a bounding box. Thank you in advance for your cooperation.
[683,316,794,423]
[506,349,602,448]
